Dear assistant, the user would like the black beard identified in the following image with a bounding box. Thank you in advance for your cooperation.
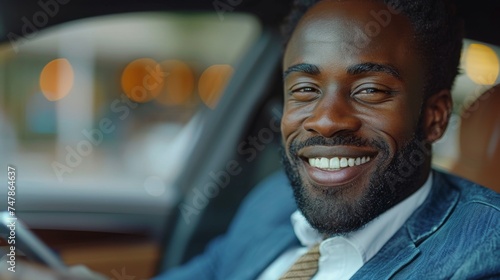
[281,131,429,236]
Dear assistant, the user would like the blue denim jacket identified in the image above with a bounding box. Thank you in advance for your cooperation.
[158,170,500,279]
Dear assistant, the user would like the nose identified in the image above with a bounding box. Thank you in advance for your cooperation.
[303,95,361,138]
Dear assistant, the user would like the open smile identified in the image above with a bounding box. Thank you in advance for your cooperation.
[308,156,371,170]
[298,146,378,187]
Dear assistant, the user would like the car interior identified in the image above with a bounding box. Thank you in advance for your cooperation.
[0,0,499,279]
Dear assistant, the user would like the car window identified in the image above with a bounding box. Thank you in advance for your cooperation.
[0,12,260,224]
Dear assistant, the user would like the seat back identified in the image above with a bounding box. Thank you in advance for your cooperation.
[452,84,500,192]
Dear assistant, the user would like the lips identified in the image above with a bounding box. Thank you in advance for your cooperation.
[298,146,378,187]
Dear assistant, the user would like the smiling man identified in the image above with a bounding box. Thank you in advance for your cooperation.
[160,0,500,279]
[280,0,437,236]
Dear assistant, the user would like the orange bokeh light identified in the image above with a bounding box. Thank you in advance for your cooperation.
[465,43,499,85]
[198,64,234,109]
[155,60,195,106]
[39,58,74,101]
[121,58,165,103]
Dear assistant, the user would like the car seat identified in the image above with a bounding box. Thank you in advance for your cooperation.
[451,84,500,192]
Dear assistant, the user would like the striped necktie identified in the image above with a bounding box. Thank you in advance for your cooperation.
[279,244,321,280]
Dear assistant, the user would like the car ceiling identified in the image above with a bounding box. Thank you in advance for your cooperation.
[1,0,499,46]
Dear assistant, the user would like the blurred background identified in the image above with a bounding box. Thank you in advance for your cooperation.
[0,0,499,278]
[0,8,263,278]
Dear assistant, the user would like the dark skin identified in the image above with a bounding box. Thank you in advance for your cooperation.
[281,0,452,234]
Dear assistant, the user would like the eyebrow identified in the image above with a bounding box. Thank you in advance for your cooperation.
[283,62,402,81]
[283,63,321,80]
[347,62,402,80]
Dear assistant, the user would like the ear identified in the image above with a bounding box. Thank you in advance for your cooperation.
[422,89,452,143]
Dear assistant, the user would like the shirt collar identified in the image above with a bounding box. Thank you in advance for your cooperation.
[291,172,433,262]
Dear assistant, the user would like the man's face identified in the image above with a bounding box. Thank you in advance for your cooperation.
[281,0,433,235]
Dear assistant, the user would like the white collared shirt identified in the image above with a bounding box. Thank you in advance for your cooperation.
[258,172,433,280]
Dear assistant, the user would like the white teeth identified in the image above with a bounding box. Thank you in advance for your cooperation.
[330,157,340,169]
[320,158,329,168]
[308,156,372,170]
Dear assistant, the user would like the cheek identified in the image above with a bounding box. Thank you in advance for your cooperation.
[281,104,312,143]
[281,111,299,143]
[361,100,421,148]
[398,95,424,136]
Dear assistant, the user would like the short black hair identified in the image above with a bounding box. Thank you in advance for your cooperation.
[281,0,464,97]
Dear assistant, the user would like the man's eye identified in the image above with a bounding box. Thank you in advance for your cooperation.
[357,88,386,94]
[289,87,320,101]
[293,87,317,93]
[352,88,394,103]
[360,88,375,94]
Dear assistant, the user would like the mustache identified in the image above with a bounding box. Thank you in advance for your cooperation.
[288,135,386,156]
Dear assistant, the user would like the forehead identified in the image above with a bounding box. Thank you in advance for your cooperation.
[284,0,419,72]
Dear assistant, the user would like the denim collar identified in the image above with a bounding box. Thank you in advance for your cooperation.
[351,170,460,279]
[406,170,460,244]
